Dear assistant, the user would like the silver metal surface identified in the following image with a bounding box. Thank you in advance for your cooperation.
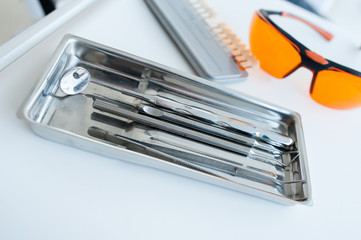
[87,126,284,188]
[60,66,90,95]
[121,88,294,149]
[18,35,312,205]
[93,99,279,162]
[89,112,283,175]
[144,0,248,82]
[138,104,284,155]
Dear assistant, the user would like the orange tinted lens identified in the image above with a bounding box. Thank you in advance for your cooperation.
[249,13,302,78]
[311,70,361,109]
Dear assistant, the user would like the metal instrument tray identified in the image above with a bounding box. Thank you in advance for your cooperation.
[18,35,311,205]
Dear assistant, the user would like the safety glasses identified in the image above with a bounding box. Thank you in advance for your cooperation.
[249,9,361,109]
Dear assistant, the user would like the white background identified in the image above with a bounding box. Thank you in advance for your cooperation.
[1,0,360,239]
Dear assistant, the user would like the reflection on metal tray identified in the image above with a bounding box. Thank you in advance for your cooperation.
[18,35,311,205]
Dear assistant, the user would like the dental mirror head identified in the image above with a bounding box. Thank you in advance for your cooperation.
[59,67,90,95]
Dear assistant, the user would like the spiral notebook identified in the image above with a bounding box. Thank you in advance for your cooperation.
[145,0,259,82]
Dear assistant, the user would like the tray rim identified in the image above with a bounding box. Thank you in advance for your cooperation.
[17,34,312,206]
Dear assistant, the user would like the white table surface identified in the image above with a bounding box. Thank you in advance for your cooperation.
[1,0,360,239]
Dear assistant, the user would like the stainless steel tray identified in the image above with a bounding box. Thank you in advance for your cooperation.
[18,35,311,205]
